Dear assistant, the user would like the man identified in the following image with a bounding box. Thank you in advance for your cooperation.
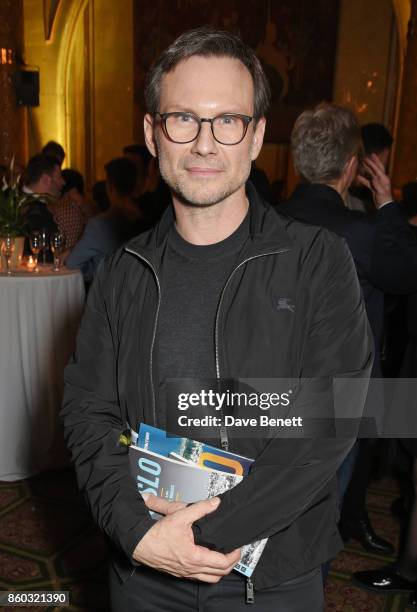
[22,153,64,259]
[123,143,170,225]
[23,153,64,202]
[277,104,417,559]
[66,157,144,284]
[122,144,148,198]
[347,122,393,213]
[62,29,372,611]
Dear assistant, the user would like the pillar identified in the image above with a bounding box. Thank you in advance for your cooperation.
[0,0,26,168]
[392,0,417,189]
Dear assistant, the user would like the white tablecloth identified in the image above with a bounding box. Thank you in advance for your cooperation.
[0,266,85,480]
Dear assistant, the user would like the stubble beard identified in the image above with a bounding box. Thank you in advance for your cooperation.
[157,150,251,209]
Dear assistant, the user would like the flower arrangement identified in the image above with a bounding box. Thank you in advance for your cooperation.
[0,158,29,237]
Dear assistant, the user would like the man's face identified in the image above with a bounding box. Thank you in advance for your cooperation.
[144,55,265,208]
[46,165,65,197]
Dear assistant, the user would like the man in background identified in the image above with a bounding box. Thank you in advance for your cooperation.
[22,153,64,260]
[123,143,170,226]
[347,122,393,213]
[41,140,65,167]
[66,157,141,284]
[277,103,417,562]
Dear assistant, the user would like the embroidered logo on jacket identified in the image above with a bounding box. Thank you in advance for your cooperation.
[272,295,295,313]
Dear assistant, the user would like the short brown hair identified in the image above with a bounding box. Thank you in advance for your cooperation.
[104,157,137,197]
[291,103,361,184]
[24,154,60,186]
[144,27,270,121]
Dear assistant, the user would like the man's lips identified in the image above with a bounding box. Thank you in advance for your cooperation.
[185,167,224,175]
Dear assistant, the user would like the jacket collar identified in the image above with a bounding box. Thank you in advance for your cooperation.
[125,181,292,268]
[292,182,346,209]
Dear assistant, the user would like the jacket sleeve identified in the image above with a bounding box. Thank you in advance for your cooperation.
[370,202,417,294]
[61,260,154,561]
[192,237,374,552]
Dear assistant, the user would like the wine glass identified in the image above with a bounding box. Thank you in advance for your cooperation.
[40,228,47,265]
[1,235,15,276]
[50,232,65,272]
[29,231,41,272]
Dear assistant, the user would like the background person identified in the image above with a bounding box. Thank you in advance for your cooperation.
[277,103,417,566]
[65,157,142,284]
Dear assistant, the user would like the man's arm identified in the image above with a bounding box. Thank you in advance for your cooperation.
[61,262,155,558]
[358,154,417,294]
[65,220,102,283]
[191,238,373,552]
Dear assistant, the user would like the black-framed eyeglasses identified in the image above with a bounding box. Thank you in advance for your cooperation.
[155,111,253,145]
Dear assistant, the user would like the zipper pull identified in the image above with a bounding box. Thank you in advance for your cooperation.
[246,577,254,604]
[220,424,229,451]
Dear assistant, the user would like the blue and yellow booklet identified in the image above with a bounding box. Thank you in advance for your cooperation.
[129,424,267,577]
[136,423,253,475]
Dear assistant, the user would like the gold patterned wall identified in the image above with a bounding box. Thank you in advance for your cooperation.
[23,0,134,185]
[333,0,397,126]
[22,1,411,188]
[0,0,26,166]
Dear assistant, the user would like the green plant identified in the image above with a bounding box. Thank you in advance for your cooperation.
[0,159,28,237]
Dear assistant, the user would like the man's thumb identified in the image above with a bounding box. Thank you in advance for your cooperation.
[184,497,221,522]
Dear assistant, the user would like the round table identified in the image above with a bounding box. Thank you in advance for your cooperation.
[0,266,85,480]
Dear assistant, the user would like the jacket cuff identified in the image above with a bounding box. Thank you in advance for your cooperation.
[192,521,222,552]
[375,201,399,217]
[122,514,157,564]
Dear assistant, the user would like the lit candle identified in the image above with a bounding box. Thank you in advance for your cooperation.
[27,256,36,271]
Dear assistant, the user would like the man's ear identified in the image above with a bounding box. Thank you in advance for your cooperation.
[144,114,157,158]
[344,155,358,188]
[250,117,266,161]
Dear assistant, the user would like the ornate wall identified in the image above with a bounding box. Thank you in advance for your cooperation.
[23,0,134,184]
[21,0,413,189]
[0,0,26,167]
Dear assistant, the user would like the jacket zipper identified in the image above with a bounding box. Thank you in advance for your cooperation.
[214,248,291,452]
[246,577,255,604]
[125,247,161,427]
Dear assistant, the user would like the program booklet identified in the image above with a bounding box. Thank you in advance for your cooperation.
[129,425,267,577]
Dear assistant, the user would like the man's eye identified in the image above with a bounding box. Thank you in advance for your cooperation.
[178,114,194,123]
[219,115,237,125]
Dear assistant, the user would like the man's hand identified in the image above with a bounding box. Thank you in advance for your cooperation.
[143,493,187,515]
[132,497,241,582]
[357,154,393,208]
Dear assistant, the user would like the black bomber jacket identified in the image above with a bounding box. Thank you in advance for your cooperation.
[61,184,373,589]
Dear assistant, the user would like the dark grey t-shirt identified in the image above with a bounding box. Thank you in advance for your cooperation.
[156,215,249,387]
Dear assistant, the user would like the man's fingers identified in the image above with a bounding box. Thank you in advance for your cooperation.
[142,495,220,519]
[224,548,242,565]
[178,497,221,523]
[191,545,241,572]
[356,174,371,190]
[369,153,385,171]
[143,495,187,515]
[363,156,384,178]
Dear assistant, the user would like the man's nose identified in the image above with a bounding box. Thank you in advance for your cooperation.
[190,120,218,156]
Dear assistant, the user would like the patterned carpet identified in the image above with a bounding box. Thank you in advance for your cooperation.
[0,469,412,611]
[0,470,108,611]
